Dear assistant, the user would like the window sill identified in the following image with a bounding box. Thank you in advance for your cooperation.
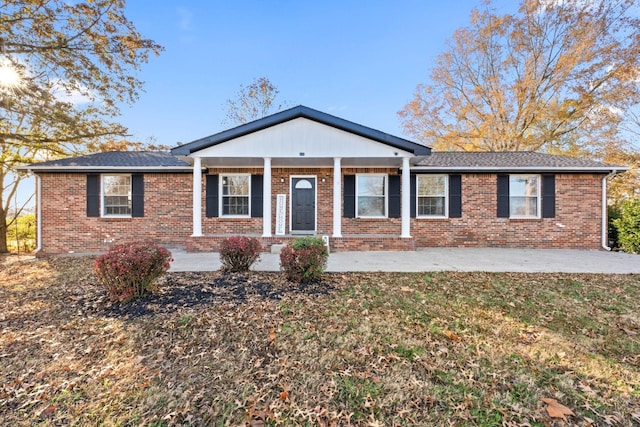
[508,217,542,221]
[98,217,133,222]
[416,216,449,220]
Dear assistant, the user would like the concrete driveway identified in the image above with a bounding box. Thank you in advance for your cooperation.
[170,247,640,274]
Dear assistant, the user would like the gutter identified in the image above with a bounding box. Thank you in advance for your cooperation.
[34,173,42,253]
[601,170,617,251]
[411,166,630,173]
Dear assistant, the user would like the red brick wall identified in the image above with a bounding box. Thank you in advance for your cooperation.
[37,170,606,254]
[411,173,604,250]
[38,173,193,254]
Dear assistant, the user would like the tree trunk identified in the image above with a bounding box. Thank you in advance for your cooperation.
[0,208,8,253]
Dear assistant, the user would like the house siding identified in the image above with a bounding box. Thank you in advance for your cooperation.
[37,170,605,255]
[411,173,603,249]
[38,173,193,254]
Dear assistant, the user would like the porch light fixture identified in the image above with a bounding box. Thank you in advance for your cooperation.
[280,178,284,182]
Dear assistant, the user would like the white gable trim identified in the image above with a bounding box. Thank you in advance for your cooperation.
[192,118,413,159]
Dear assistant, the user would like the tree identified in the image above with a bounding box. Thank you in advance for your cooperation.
[399,0,640,158]
[0,0,163,253]
[222,77,287,126]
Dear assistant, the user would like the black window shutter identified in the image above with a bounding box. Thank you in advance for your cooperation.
[86,174,100,217]
[343,175,355,218]
[542,175,556,218]
[206,174,219,218]
[388,175,401,218]
[251,174,263,217]
[410,174,416,218]
[449,174,462,218]
[131,174,144,217]
[497,175,510,218]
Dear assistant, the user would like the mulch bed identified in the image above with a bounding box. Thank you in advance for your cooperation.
[74,271,337,319]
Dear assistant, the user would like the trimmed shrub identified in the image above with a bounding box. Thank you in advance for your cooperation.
[94,242,172,302]
[280,237,328,283]
[219,236,262,272]
[612,198,640,254]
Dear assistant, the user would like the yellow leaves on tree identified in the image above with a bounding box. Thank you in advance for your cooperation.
[399,0,640,178]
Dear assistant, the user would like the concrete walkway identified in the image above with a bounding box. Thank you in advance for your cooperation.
[170,247,640,274]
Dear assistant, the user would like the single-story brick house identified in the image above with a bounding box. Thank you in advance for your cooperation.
[22,105,626,255]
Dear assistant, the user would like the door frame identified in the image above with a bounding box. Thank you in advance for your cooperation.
[289,175,317,234]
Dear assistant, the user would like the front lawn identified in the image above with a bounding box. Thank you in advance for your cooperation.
[1,256,639,425]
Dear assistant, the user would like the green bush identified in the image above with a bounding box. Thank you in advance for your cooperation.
[280,237,328,283]
[612,199,640,254]
[94,242,172,302]
[608,205,621,248]
[219,236,262,272]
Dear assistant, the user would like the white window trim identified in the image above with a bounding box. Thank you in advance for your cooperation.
[356,174,388,218]
[509,174,541,219]
[101,174,132,218]
[219,173,251,218]
[416,174,449,218]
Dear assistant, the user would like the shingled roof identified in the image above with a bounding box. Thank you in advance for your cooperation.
[413,151,626,172]
[22,151,192,172]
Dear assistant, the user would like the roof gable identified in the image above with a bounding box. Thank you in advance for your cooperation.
[171,105,430,156]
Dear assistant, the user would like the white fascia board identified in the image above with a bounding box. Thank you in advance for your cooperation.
[410,166,629,173]
[21,166,196,172]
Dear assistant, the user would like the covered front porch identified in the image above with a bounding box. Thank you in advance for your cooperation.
[185,157,416,252]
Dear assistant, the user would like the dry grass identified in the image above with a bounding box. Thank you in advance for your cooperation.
[1,255,639,426]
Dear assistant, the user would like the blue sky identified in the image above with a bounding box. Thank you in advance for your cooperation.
[117,0,514,145]
[17,0,518,208]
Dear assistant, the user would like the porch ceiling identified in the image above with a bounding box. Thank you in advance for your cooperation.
[200,156,415,168]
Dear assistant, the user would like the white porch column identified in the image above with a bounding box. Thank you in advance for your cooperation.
[191,156,203,237]
[333,157,342,237]
[262,157,272,237]
[401,156,411,238]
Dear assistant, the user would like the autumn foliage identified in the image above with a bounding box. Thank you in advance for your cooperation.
[94,242,172,302]
[280,237,328,283]
[219,236,262,272]
[399,0,640,156]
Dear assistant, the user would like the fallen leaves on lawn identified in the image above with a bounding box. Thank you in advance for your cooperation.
[1,257,639,425]
[541,397,575,421]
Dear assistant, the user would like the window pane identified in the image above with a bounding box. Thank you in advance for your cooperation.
[223,196,249,215]
[103,175,131,216]
[357,175,385,217]
[358,196,385,216]
[222,176,249,196]
[221,175,250,216]
[418,175,445,196]
[510,197,538,216]
[509,175,539,217]
[358,176,385,197]
[418,196,445,216]
[510,175,538,197]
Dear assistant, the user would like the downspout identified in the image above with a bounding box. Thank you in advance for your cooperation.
[32,172,42,253]
[601,170,617,251]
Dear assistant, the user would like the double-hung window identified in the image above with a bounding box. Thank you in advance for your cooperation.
[102,175,131,217]
[356,174,387,217]
[417,175,448,217]
[509,174,540,218]
[221,174,250,216]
